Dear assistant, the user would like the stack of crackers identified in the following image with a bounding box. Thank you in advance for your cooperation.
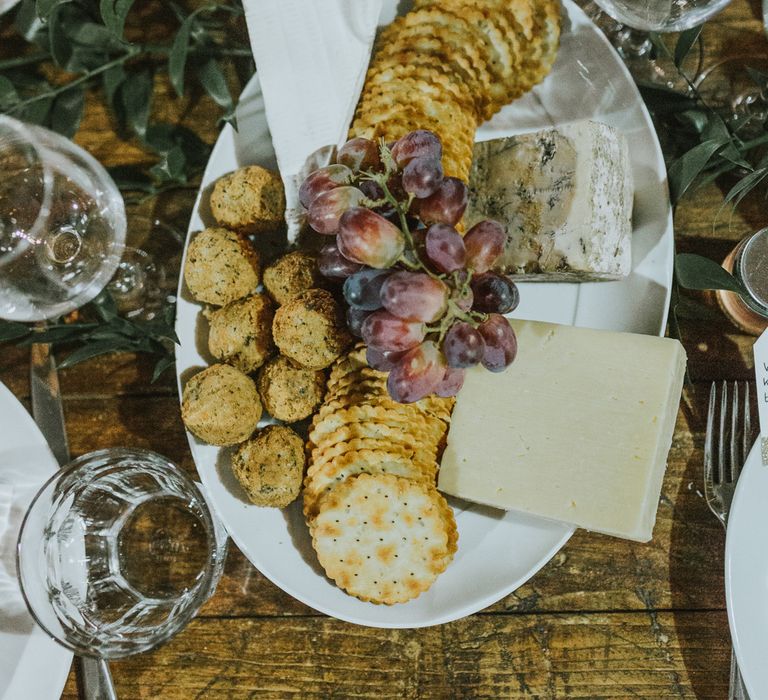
[349,0,561,184]
[305,2,562,603]
[304,346,457,604]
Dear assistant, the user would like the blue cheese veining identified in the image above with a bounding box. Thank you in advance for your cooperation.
[467,120,633,281]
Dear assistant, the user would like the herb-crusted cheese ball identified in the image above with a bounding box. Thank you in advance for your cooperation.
[231,425,305,507]
[263,251,322,306]
[207,294,275,373]
[272,289,352,370]
[184,227,261,306]
[257,355,326,422]
[181,364,262,446]
[210,165,286,234]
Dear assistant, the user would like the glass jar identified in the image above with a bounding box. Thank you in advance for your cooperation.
[716,228,768,335]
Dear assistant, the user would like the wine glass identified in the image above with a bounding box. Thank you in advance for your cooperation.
[590,0,733,31]
[585,0,730,87]
[104,212,186,321]
[0,115,126,322]
[16,448,228,658]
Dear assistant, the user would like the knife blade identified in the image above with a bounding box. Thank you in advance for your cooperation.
[29,338,118,700]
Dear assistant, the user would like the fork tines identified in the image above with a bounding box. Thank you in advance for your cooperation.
[705,381,753,485]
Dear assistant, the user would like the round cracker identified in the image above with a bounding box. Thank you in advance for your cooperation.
[309,438,434,480]
[311,473,457,604]
[309,421,440,460]
[303,448,430,521]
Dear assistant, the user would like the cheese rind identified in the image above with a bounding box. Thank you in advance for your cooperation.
[467,120,633,281]
[437,320,686,542]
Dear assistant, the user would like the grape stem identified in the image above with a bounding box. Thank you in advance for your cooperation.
[397,255,421,271]
[445,300,477,325]
[361,141,444,281]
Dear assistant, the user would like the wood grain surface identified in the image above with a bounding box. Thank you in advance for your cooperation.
[2,0,766,697]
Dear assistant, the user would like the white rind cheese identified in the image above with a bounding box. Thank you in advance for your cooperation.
[467,120,633,281]
[437,320,686,542]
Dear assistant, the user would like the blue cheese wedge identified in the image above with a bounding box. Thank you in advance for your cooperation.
[437,320,686,542]
[467,120,632,281]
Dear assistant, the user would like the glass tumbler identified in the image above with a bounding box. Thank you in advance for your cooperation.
[16,448,227,658]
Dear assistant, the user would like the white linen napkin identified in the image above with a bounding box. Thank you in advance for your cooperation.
[243,0,383,242]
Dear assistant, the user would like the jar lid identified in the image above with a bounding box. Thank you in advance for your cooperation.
[737,228,768,317]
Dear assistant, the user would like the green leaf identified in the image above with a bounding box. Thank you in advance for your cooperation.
[120,69,153,138]
[99,0,134,38]
[168,13,194,97]
[107,165,154,192]
[47,3,73,69]
[71,22,118,50]
[0,321,31,343]
[198,58,233,112]
[150,145,187,183]
[15,0,46,42]
[668,139,723,203]
[700,112,732,146]
[143,122,210,167]
[676,109,708,134]
[638,82,698,114]
[17,324,94,346]
[724,167,768,207]
[50,84,85,137]
[0,76,20,110]
[20,94,54,126]
[675,253,748,294]
[57,340,126,368]
[718,145,752,171]
[102,63,126,108]
[674,26,701,68]
[36,0,63,19]
[151,354,175,383]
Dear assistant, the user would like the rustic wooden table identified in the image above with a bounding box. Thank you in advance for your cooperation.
[2,0,766,697]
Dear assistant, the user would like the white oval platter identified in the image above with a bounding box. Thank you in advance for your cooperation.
[175,0,674,627]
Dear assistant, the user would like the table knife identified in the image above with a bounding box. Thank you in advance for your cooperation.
[30,339,118,700]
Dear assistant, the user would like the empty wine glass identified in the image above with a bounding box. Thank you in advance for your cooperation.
[591,0,733,32]
[102,210,187,321]
[0,115,126,322]
[585,0,729,88]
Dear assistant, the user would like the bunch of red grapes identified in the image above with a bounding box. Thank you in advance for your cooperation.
[299,130,519,403]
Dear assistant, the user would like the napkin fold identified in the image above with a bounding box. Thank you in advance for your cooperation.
[243,0,383,242]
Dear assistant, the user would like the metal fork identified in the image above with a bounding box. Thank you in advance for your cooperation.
[704,381,754,700]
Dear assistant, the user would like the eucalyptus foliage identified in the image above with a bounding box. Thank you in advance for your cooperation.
[0,0,251,192]
[644,28,768,210]
[0,0,251,376]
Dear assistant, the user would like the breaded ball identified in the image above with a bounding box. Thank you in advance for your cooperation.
[272,289,352,370]
[184,227,261,306]
[207,294,275,373]
[231,425,305,507]
[257,355,326,422]
[263,251,322,306]
[210,165,285,234]
[181,364,262,446]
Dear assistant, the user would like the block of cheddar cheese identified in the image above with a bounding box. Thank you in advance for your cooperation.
[437,320,686,542]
